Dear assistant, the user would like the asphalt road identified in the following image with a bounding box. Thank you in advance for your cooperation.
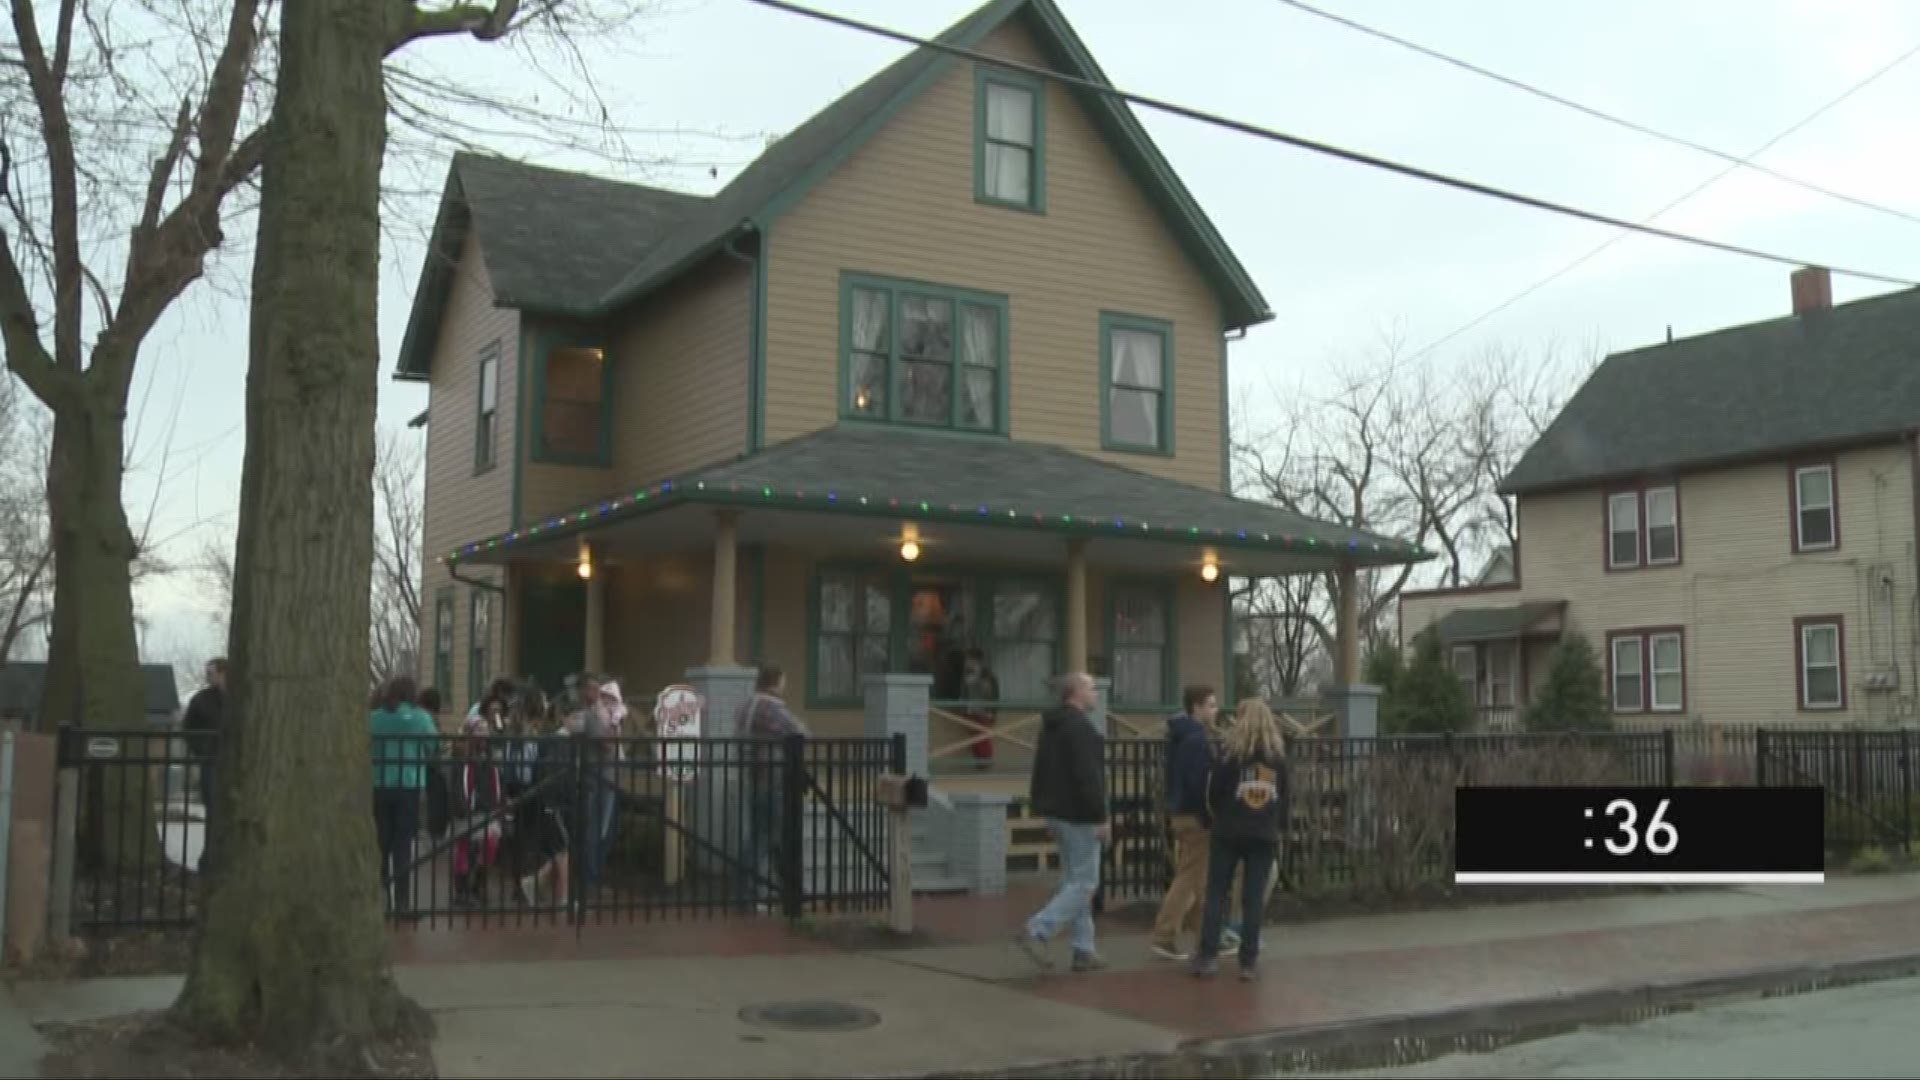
[1296,975,1920,1078]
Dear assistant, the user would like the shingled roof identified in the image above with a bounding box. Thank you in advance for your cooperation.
[394,0,1269,380]
[443,425,1427,569]
[1502,286,1920,495]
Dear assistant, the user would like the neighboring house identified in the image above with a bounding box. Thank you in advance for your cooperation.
[397,0,1420,746]
[0,662,181,731]
[1402,268,1920,730]
[1471,546,1515,587]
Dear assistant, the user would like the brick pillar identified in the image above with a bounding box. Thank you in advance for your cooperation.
[864,673,931,778]
[1320,683,1382,739]
[948,792,1011,895]
[685,665,760,879]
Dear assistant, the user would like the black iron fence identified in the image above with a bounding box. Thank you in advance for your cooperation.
[58,727,902,936]
[1100,727,1917,902]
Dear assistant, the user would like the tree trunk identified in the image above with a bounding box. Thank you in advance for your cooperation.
[42,392,153,869]
[175,0,420,1059]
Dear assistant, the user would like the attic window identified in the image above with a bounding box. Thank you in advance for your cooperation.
[975,67,1045,212]
[536,343,610,465]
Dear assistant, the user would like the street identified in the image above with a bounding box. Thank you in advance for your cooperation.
[1302,975,1920,1078]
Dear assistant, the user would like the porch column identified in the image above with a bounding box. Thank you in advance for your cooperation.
[1065,538,1088,674]
[583,543,606,674]
[1334,560,1360,685]
[501,565,522,677]
[709,510,740,666]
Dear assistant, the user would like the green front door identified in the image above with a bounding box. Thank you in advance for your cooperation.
[519,566,586,697]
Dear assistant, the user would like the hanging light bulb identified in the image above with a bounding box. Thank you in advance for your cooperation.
[899,538,921,562]
[577,558,594,580]
[1201,557,1220,583]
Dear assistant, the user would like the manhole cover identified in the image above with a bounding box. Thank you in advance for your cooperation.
[739,1000,881,1033]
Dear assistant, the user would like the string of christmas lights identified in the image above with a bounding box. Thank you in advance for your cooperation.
[440,478,1430,565]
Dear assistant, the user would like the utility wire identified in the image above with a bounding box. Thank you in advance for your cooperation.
[1405,39,1920,363]
[742,0,1917,287]
[1275,0,1920,230]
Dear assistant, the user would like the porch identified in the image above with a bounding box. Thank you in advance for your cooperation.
[1427,600,1566,732]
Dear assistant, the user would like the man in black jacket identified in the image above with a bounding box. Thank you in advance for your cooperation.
[1016,672,1108,972]
[182,658,226,815]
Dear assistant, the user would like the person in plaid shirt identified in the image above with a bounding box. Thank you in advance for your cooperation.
[734,664,809,909]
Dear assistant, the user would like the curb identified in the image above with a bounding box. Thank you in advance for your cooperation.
[902,949,1920,1079]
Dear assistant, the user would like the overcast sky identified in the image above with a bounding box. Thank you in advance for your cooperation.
[105,0,1920,669]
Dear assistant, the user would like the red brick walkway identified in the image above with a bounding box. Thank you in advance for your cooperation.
[1026,895,1920,1040]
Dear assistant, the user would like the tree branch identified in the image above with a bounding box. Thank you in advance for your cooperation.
[0,140,76,409]
[388,0,519,55]
[10,0,84,372]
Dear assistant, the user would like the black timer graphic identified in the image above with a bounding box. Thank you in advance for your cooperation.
[1456,787,1825,884]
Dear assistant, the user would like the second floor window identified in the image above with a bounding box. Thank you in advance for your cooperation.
[474,342,499,472]
[538,344,609,463]
[1606,484,1679,569]
[1792,462,1838,552]
[843,275,1006,433]
[1102,313,1172,453]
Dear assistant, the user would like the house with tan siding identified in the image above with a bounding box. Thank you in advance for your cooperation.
[394,0,1422,767]
[1401,268,1920,730]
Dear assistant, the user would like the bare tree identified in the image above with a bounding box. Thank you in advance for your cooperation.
[1,0,273,738]
[0,373,51,663]
[1456,337,1603,555]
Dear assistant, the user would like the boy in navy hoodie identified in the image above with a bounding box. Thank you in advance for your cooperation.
[1148,686,1219,960]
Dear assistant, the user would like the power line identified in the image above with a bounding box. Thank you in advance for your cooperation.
[1407,39,1920,363]
[742,0,1918,287]
[1274,0,1920,230]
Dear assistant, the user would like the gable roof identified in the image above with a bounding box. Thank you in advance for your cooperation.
[393,0,1269,380]
[1502,287,1920,495]
[393,154,703,380]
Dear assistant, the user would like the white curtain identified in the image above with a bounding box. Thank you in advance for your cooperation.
[985,83,1034,202]
[1109,329,1162,445]
[959,304,997,428]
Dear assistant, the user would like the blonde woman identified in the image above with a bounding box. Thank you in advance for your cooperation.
[1192,699,1289,981]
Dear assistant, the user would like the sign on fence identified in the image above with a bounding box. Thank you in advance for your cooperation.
[655,684,703,782]
[85,737,119,759]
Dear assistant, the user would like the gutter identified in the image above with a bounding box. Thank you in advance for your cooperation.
[721,221,764,454]
[448,563,505,595]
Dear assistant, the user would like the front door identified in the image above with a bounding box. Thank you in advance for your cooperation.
[520,566,586,695]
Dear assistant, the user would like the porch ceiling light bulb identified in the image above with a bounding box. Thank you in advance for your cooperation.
[899,538,921,562]
[1201,560,1220,583]
[577,557,594,580]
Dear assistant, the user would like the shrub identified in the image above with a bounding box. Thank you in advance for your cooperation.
[1528,633,1611,733]
[1381,633,1472,735]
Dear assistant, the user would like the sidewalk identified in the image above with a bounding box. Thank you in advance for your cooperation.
[13,873,1920,1078]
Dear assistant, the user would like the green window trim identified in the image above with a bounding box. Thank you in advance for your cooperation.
[467,590,493,709]
[1106,576,1179,711]
[528,325,614,467]
[433,587,455,697]
[1100,311,1175,457]
[838,271,1011,436]
[973,65,1047,213]
[473,339,501,475]
[805,563,1065,710]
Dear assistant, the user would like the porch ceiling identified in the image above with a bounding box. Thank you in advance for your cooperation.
[443,426,1430,576]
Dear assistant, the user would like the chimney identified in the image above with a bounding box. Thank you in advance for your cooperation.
[1791,266,1832,316]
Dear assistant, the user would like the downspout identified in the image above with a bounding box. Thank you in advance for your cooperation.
[722,221,764,455]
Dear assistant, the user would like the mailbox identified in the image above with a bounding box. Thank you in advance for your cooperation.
[876,773,929,810]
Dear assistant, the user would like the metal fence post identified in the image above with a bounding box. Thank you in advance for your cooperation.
[1903,730,1914,857]
[1755,728,1770,789]
[0,731,13,940]
[1662,729,1676,788]
[780,733,805,921]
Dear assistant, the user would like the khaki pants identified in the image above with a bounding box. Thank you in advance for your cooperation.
[1150,814,1209,946]
[1151,815,1280,948]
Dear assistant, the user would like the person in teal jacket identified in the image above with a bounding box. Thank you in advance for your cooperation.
[370,675,439,914]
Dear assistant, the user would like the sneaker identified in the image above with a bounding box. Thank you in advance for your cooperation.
[1014,931,1054,971]
[1239,963,1259,982]
[1070,950,1108,973]
[1149,942,1190,962]
[1220,928,1242,952]
[1189,956,1219,979]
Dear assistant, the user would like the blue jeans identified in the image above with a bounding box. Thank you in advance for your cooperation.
[1199,836,1276,966]
[1027,820,1101,955]
[581,775,617,891]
